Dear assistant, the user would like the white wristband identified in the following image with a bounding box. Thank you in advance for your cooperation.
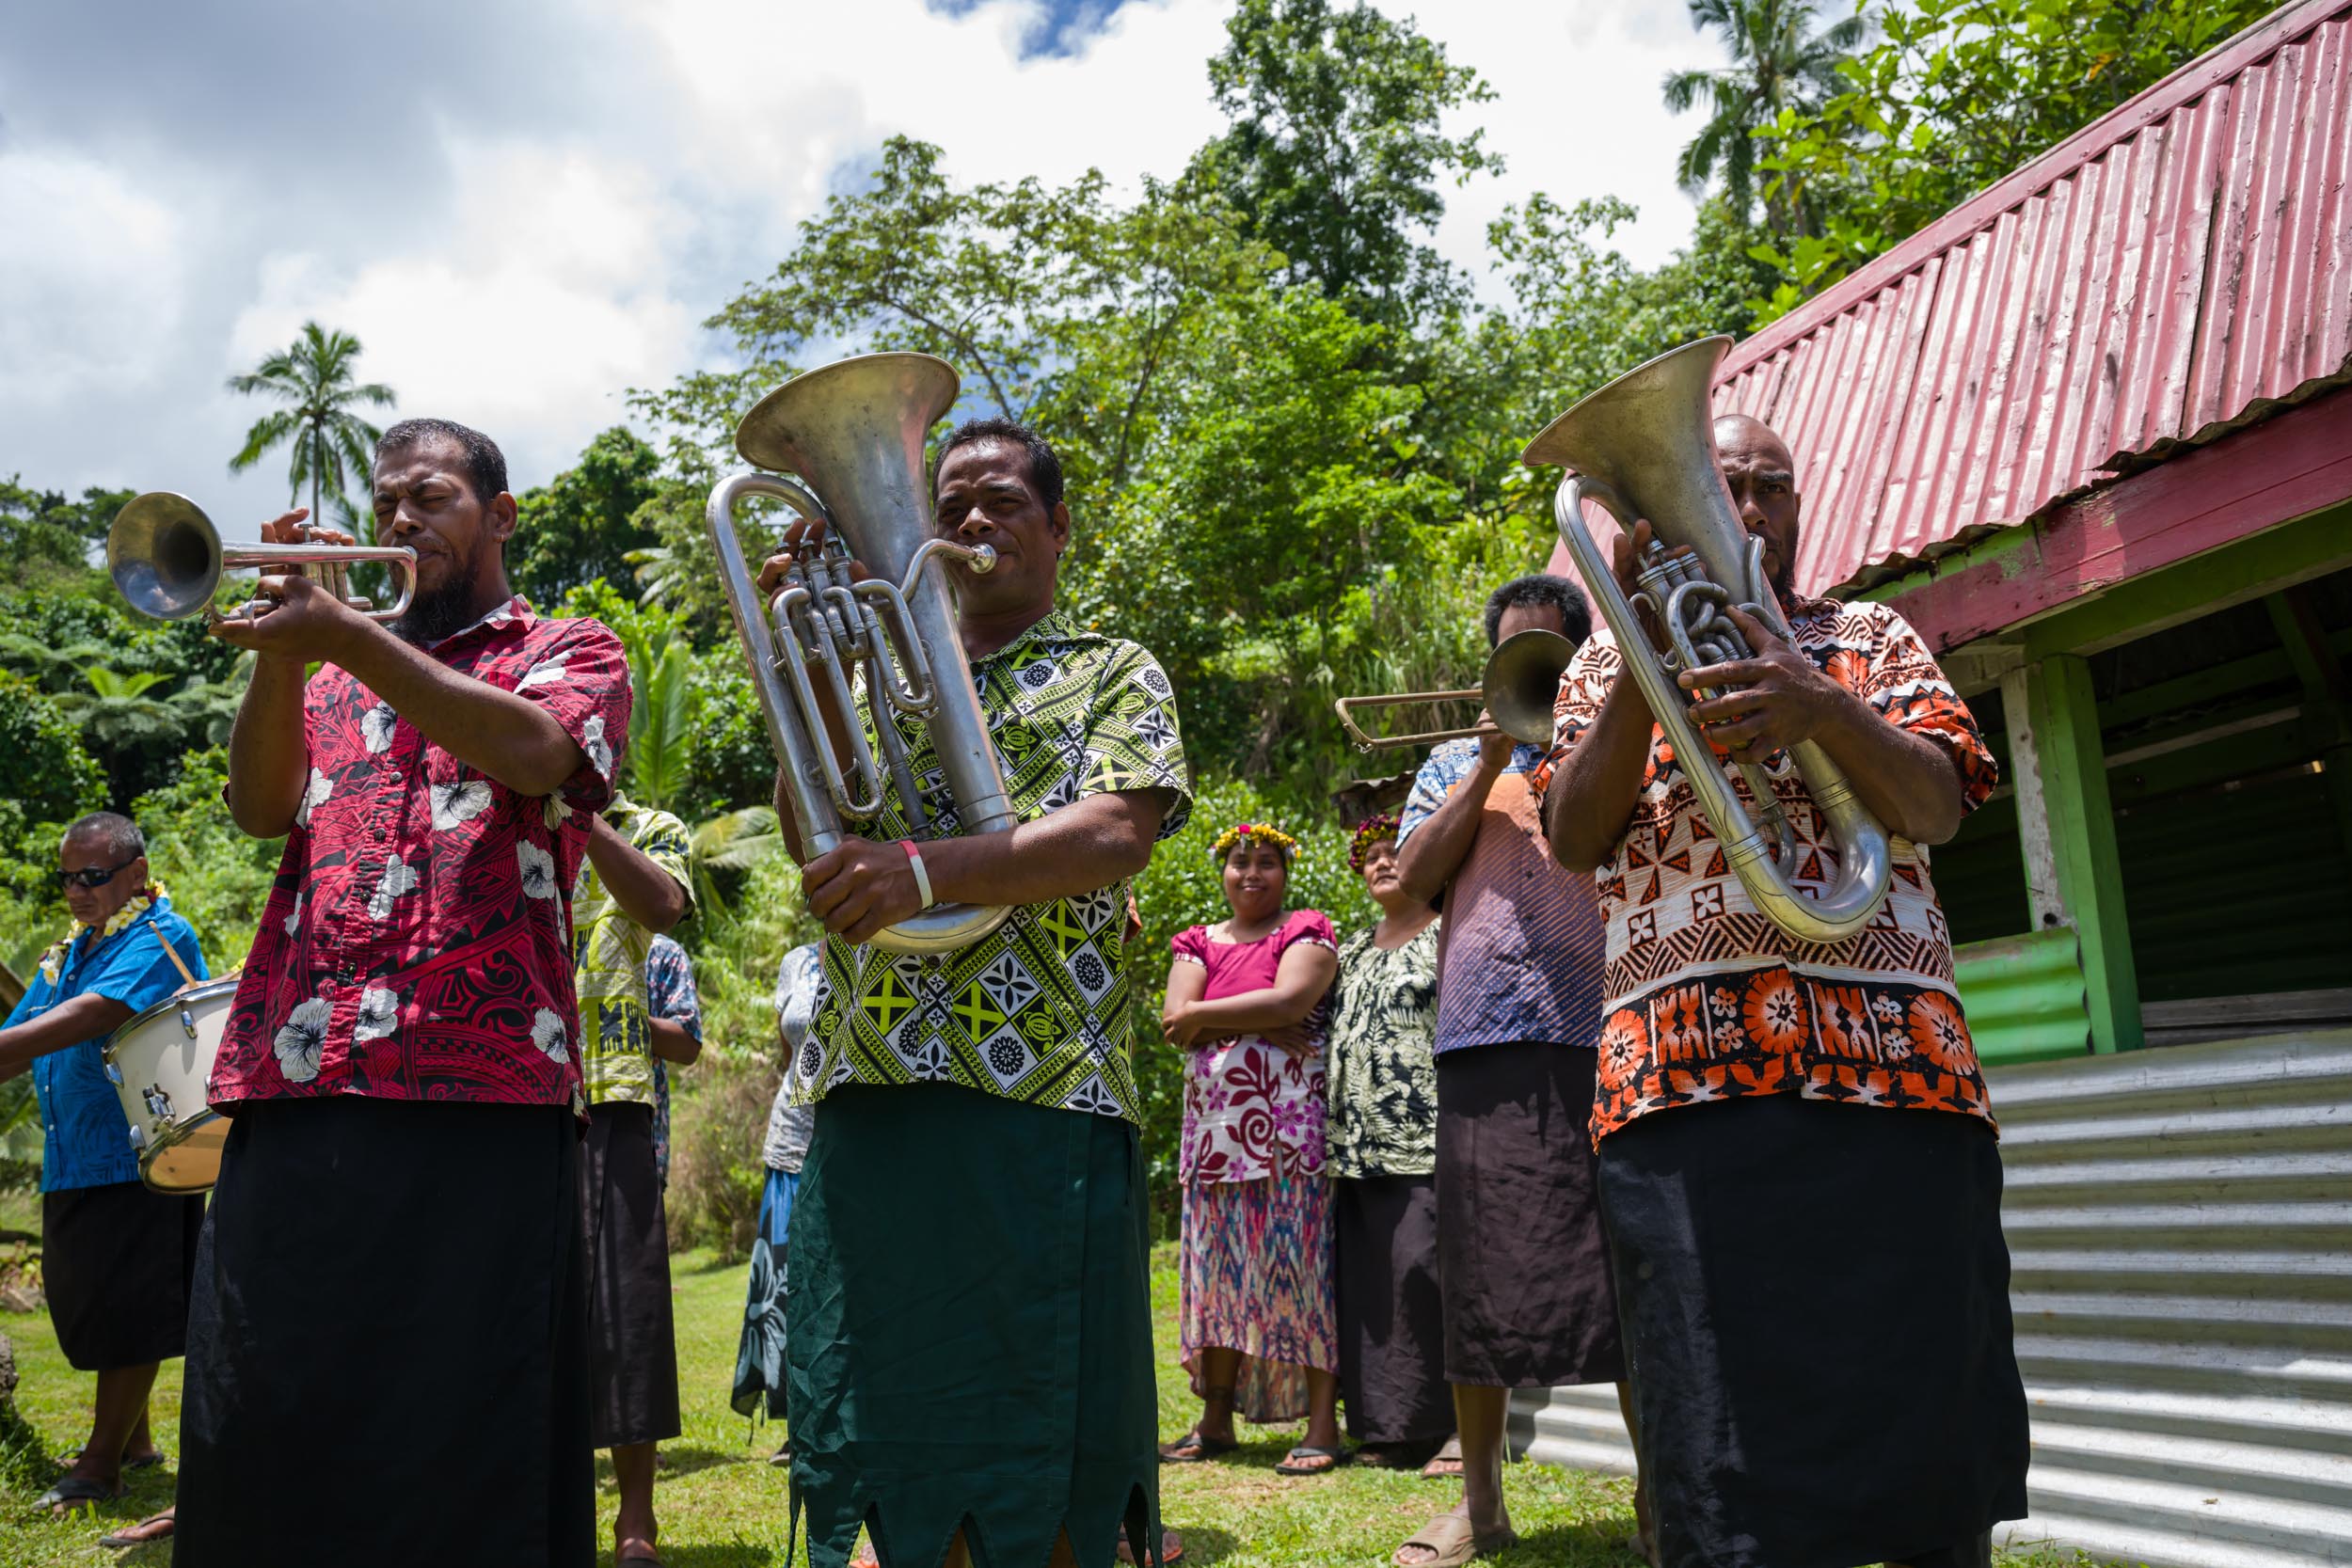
[899,839,935,910]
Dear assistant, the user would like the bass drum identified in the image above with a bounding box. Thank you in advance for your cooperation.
[103,975,237,1194]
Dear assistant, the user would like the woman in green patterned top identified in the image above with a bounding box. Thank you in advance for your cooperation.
[1325,813,1454,1467]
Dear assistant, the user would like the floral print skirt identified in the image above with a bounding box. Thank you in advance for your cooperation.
[1180,1170,1338,1424]
[732,1166,797,1419]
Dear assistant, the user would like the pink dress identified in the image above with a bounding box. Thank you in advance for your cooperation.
[1172,909,1341,1421]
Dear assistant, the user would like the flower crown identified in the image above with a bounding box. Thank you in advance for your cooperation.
[1347,813,1402,873]
[1210,820,1298,864]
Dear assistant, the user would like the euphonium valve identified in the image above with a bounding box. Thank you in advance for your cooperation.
[1522,337,1893,943]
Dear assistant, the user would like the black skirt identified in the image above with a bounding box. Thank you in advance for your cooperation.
[1599,1095,2029,1568]
[41,1179,205,1371]
[1332,1174,1454,1448]
[581,1101,681,1449]
[174,1097,594,1568]
[1434,1041,1624,1387]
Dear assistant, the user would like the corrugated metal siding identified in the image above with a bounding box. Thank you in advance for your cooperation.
[1712,0,2352,596]
[1513,1030,2352,1567]
[1956,927,2092,1066]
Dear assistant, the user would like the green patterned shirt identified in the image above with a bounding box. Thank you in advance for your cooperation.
[807,610,1191,1122]
[570,797,694,1107]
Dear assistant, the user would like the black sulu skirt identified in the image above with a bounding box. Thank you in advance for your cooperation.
[580,1100,681,1449]
[41,1179,205,1371]
[173,1096,594,1568]
[1332,1173,1454,1449]
[1599,1093,2030,1568]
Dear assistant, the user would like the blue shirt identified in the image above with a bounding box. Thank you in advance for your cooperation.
[644,933,701,1189]
[6,896,209,1192]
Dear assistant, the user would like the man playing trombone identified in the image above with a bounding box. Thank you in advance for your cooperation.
[755,417,1190,1568]
[1539,415,2027,1568]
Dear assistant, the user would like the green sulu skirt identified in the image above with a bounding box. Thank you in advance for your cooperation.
[788,1082,1164,1568]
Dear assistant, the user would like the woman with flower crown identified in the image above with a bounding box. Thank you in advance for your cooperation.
[1158,821,1345,1477]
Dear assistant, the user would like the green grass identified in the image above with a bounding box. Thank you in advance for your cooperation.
[0,1193,2108,1567]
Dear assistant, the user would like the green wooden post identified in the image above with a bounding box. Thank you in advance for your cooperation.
[2021,654,2142,1053]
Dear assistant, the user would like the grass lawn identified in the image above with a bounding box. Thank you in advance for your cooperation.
[2,1191,2100,1567]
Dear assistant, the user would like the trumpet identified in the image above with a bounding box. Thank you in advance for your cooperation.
[106,493,418,624]
[707,353,1019,956]
[1522,336,1892,943]
[1335,628,1578,752]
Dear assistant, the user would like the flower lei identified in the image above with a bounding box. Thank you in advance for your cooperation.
[37,885,166,986]
[1347,813,1402,873]
[1209,820,1298,864]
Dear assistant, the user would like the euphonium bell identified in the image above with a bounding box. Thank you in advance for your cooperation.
[706,353,1019,956]
[106,492,417,623]
[1522,337,1894,943]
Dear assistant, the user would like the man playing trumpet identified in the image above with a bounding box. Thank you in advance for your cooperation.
[1539,415,2028,1568]
[755,418,1190,1568]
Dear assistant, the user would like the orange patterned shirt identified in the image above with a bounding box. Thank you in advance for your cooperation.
[1538,597,1999,1145]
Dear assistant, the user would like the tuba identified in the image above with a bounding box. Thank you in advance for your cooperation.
[107,493,417,623]
[1522,337,1893,943]
[706,353,1018,955]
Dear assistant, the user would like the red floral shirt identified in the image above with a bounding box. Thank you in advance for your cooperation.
[1538,597,1998,1145]
[209,599,630,1113]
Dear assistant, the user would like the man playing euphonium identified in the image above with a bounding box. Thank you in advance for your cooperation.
[755,418,1191,1568]
[1541,415,2029,1568]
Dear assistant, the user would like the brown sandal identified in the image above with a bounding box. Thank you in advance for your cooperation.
[1421,1433,1464,1479]
[1394,1513,1517,1568]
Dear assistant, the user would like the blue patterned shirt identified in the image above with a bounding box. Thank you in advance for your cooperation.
[8,895,209,1191]
[644,932,700,1187]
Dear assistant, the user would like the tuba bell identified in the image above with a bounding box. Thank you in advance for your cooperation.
[706,353,1019,956]
[1522,337,1893,943]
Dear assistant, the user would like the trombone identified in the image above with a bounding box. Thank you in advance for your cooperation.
[1335,628,1577,752]
[106,493,418,623]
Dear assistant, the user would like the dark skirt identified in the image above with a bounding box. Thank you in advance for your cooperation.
[1332,1174,1453,1448]
[1434,1041,1624,1387]
[788,1083,1162,1568]
[41,1179,205,1371]
[734,1165,798,1419]
[174,1097,593,1568]
[1599,1095,2030,1568]
[581,1100,681,1448]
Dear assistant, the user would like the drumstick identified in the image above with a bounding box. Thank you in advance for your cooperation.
[145,916,200,990]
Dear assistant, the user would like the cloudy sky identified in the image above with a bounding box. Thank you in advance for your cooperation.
[1,0,1723,535]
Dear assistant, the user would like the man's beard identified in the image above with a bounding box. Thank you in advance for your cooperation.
[389,546,487,646]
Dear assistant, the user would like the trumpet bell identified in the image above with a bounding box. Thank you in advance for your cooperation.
[1484,627,1577,746]
[107,493,224,621]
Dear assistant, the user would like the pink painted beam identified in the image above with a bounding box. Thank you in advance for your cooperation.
[1887,385,2352,651]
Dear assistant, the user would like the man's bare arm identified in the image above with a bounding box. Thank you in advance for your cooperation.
[1546,677,1658,873]
[650,1017,701,1066]
[0,994,135,1075]
[584,816,691,934]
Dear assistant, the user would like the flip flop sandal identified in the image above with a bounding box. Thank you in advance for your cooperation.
[101,1512,178,1549]
[1156,1430,1237,1464]
[123,1450,167,1471]
[770,1439,794,1467]
[39,1474,129,1512]
[1116,1527,1187,1564]
[1274,1444,1348,1477]
[1393,1513,1518,1568]
[1422,1434,1465,1480]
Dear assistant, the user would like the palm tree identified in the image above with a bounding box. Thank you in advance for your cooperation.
[1662,0,1866,234]
[227,323,396,532]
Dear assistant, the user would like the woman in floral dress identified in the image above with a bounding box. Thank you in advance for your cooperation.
[1324,814,1454,1469]
[1159,822,1344,1477]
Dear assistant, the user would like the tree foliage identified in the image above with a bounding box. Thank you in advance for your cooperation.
[510,426,663,608]
[1661,0,1867,235]
[227,322,396,532]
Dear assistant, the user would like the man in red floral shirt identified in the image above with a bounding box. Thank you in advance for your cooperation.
[1540,415,2026,1568]
[174,418,629,1568]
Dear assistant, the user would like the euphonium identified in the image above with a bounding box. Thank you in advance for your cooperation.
[1522,336,1893,943]
[706,353,1018,956]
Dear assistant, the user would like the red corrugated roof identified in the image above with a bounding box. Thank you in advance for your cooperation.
[1711,0,2352,596]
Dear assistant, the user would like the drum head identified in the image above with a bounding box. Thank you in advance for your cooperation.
[141,1114,225,1194]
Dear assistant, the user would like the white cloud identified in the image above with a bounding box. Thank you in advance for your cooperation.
[2,0,1726,524]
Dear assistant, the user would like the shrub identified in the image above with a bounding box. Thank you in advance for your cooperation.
[666,1051,777,1262]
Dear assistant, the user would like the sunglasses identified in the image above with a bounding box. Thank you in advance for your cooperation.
[56,860,138,891]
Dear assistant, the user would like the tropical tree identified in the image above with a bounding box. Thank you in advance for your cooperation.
[508,426,663,607]
[1661,0,1865,235]
[227,322,397,532]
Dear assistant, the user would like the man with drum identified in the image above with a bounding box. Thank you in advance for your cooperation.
[0,813,208,1517]
[176,417,631,1566]
[1540,414,2028,1568]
